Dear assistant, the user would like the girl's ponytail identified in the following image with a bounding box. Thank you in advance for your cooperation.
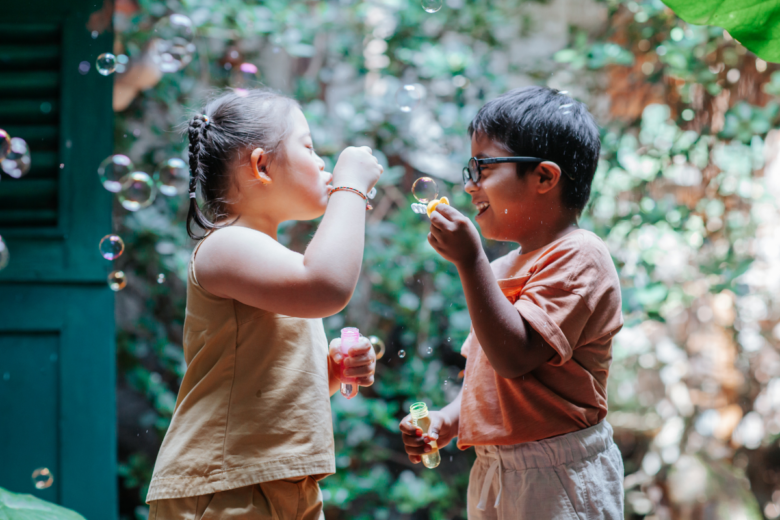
[186,115,217,240]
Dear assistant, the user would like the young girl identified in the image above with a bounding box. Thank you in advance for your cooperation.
[145,89,382,520]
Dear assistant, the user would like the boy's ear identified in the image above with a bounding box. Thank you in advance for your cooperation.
[250,147,272,185]
[535,161,562,194]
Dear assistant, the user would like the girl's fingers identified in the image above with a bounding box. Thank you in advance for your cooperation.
[344,363,375,378]
[355,375,374,386]
[409,455,422,464]
[344,353,372,367]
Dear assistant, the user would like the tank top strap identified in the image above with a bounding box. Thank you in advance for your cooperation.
[189,235,211,287]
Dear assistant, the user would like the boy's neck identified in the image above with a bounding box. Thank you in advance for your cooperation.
[515,214,579,255]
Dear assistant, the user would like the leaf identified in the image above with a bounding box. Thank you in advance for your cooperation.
[0,487,87,520]
[660,0,780,63]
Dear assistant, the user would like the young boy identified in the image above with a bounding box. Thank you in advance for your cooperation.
[399,86,624,519]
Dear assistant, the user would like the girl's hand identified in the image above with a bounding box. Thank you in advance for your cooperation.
[329,336,376,386]
[428,204,483,267]
[399,410,457,464]
[332,146,383,194]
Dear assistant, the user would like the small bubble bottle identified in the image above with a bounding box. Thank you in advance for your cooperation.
[410,402,441,468]
[340,327,360,399]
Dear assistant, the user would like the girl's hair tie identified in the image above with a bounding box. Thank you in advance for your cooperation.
[189,191,197,199]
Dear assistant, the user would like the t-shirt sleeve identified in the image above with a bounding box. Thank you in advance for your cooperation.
[510,236,610,366]
[514,287,591,366]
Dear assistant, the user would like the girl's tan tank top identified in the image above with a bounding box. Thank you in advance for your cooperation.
[146,238,335,501]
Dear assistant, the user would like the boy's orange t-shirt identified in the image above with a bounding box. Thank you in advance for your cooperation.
[457,229,623,448]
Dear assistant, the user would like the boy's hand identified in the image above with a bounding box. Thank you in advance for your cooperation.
[428,204,483,267]
[399,410,457,464]
[329,337,376,386]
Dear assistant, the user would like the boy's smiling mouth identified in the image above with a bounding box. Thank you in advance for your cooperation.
[475,201,490,217]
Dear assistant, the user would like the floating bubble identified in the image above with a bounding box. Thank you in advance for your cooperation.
[98,155,134,192]
[108,270,127,291]
[117,172,156,211]
[155,158,189,196]
[422,0,443,13]
[411,176,438,203]
[0,235,8,272]
[78,61,90,75]
[368,335,386,359]
[237,62,259,86]
[96,53,117,76]
[157,273,166,284]
[150,14,196,73]
[99,235,125,260]
[32,468,53,490]
[398,350,406,358]
[0,129,10,161]
[396,84,424,112]
[1,138,31,179]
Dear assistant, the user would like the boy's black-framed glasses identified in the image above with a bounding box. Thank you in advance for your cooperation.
[462,156,575,186]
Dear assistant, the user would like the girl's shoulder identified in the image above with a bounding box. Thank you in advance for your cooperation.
[192,225,296,297]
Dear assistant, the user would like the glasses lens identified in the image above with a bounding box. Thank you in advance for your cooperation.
[468,158,479,183]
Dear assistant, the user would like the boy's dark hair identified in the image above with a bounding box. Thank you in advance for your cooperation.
[186,89,300,240]
[468,86,600,213]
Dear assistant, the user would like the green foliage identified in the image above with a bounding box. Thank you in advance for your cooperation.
[0,488,86,520]
[660,0,780,63]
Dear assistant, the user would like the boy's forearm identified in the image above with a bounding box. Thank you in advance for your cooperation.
[456,251,535,379]
[441,386,463,429]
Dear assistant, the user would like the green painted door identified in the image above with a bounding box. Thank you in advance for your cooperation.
[0,1,117,519]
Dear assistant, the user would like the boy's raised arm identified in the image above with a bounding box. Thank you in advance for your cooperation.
[428,205,556,379]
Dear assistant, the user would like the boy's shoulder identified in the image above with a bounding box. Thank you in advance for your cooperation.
[491,229,617,287]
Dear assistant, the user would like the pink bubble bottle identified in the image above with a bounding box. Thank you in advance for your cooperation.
[340,327,360,399]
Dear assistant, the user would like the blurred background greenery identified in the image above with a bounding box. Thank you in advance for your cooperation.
[107,0,780,518]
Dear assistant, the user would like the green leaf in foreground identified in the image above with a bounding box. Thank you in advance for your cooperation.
[0,488,86,520]
[660,0,780,63]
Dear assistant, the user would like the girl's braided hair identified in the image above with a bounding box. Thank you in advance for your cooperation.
[186,89,300,240]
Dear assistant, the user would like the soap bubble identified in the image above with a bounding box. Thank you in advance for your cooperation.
[157,273,166,284]
[99,235,125,260]
[155,158,189,196]
[98,155,134,193]
[237,62,259,86]
[150,14,196,73]
[118,172,156,211]
[369,335,386,359]
[0,129,10,161]
[422,0,443,13]
[0,235,8,272]
[398,350,406,358]
[411,176,438,203]
[96,53,117,75]
[32,468,54,489]
[1,138,31,178]
[108,270,127,291]
[396,84,425,112]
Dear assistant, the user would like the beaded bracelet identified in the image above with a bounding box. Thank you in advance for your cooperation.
[327,186,373,210]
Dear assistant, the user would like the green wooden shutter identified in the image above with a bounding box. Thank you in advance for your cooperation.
[0,1,117,519]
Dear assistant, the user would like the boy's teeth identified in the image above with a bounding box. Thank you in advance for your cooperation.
[476,202,490,212]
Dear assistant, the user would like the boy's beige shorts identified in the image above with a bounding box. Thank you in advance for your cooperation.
[147,476,325,520]
[467,421,624,519]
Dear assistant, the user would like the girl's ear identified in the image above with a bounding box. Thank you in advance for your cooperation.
[250,147,272,185]
[535,161,561,194]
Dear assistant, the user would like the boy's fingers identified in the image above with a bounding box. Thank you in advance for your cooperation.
[409,455,421,464]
